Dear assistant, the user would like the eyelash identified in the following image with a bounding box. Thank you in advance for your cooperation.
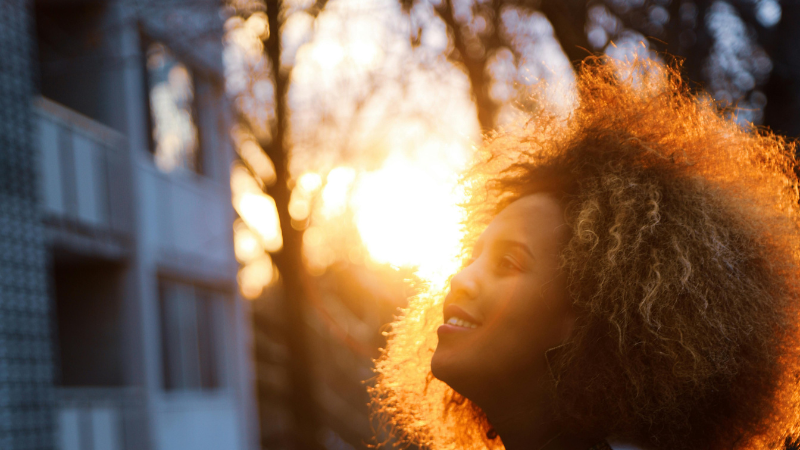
[495,255,521,273]
[465,254,521,271]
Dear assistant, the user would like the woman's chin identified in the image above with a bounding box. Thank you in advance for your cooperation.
[431,346,470,390]
[430,347,454,383]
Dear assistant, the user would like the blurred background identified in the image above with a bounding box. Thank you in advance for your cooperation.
[0,0,797,449]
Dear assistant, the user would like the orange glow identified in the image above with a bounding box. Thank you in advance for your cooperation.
[234,192,283,252]
[233,220,264,263]
[224,13,267,61]
[244,12,269,40]
[225,0,483,286]
[289,172,322,222]
[320,166,356,218]
[352,155,465,286]
[310,41,345,70]
[238,254,275,299]
[347,40,382,69]
[297,172,322,192]
[288,196,311,221]
[230,162,262,196]
[303,225,335,276]
[239,140,276,184]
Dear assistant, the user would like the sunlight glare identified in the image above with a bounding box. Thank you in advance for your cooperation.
[239,140,276,184]
[234,221,265,263]
[230,163,262,195]
[321,166,356,218]
[289,196,311,221]
[244,12,269,40]
[352,156,465,286]
[303,225,336,276]
[234,192,283,252]
[348,40,382,68]
[298,172,322,192]
[238,253,274,299]
[311,40,345,70]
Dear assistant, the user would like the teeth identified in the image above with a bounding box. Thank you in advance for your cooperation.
[446,317,478,328]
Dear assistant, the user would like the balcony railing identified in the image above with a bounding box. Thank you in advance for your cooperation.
[57,387,149,450]
[34,97,133,236]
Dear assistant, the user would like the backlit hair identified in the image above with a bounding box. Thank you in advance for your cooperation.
[370,57,800,450]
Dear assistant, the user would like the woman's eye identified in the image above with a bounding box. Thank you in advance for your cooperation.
[497,257,518,271]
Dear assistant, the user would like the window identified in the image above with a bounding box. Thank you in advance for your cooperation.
[144,40,202,174]
[34,1,113,126]
[159,280,227,391]
[53,256,125,387]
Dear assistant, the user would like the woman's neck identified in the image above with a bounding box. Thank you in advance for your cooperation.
[478,387,596,450]
[485,409,594,450]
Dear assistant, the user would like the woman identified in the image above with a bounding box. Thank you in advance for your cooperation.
[371,58,800,450]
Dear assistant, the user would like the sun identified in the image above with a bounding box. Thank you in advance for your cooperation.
[350,154,466,287]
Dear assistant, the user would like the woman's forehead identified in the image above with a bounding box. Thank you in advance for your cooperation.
[480,194,566,245]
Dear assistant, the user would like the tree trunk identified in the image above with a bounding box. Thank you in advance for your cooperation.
[539,0,591,71]
[264,1,321,448]
[435,0,499,132]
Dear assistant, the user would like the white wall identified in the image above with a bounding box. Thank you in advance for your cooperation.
[154,395,243,450]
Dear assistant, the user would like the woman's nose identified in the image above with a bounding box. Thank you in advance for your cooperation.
[449,261,481,301]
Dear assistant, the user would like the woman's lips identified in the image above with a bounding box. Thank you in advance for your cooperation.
[437,323,477,335]
[438,304,482,336]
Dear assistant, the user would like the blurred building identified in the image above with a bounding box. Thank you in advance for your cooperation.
[0,0,258,449]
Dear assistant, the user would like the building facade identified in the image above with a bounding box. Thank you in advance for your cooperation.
[2,0,258,449]
[0,1,56,449]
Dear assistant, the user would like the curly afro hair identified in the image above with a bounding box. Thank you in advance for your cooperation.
[370,57,800,450]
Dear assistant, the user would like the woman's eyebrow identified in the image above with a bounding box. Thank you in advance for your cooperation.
[493,239,536,260]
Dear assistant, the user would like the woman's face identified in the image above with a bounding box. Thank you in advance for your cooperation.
[431,193,575,403]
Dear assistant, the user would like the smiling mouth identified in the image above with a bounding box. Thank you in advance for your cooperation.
[441,304,482,331]
[444,316,479,329]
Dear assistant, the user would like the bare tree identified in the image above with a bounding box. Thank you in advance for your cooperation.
[405,0,590,132]
[407,0,800,139]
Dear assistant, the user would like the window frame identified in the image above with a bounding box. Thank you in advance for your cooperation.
[139,29,206,176]
[158,277,231,392]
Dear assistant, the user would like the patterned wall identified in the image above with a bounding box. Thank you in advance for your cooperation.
[0,0,56,449]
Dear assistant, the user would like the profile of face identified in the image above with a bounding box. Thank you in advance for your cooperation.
[431,193,576,406]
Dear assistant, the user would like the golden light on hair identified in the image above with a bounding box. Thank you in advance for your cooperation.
[371,57,800,450]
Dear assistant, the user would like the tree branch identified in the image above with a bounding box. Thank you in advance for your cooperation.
[433,0,498,131]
